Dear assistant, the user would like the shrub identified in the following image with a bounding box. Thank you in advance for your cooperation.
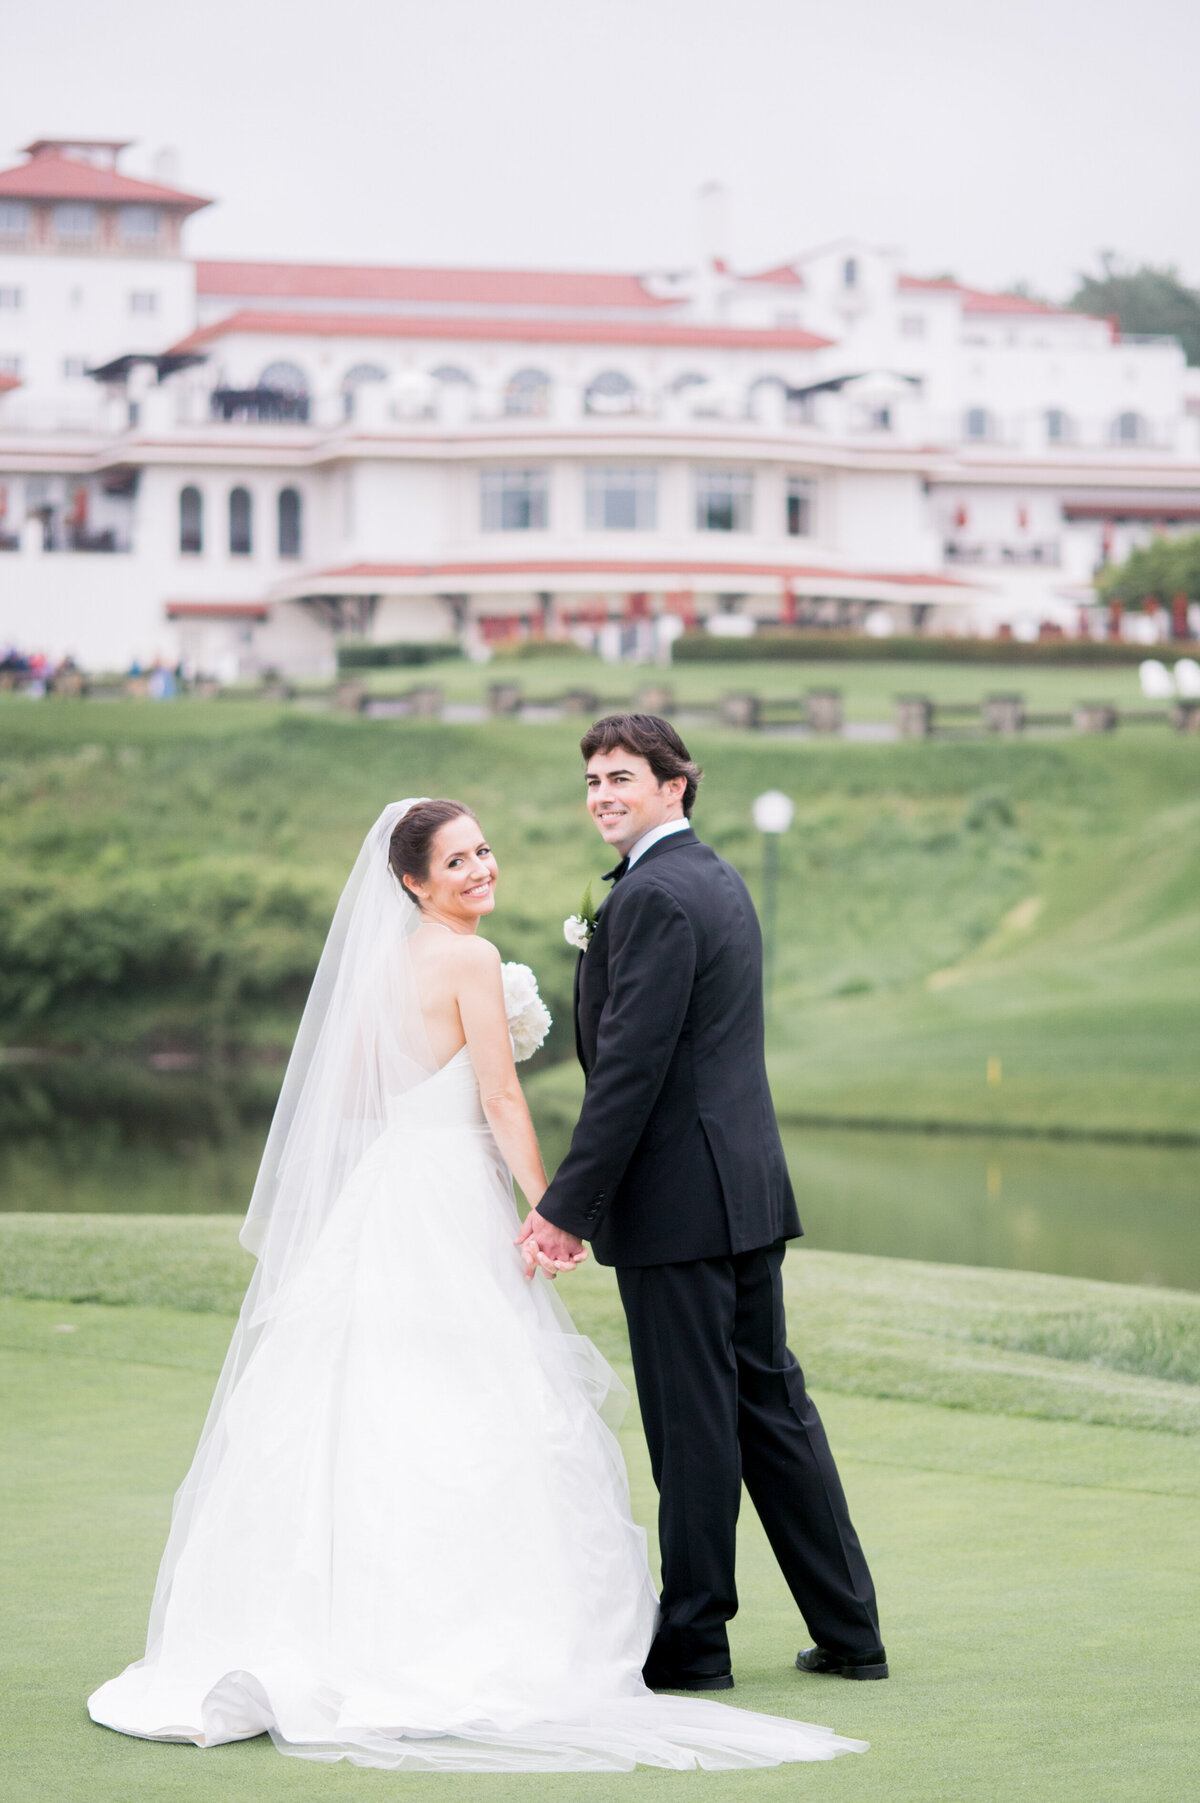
[336,641,463,670]
[671,633,1146,666]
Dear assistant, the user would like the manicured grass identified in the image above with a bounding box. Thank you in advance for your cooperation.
[4,1214,1199,1434]
[357,652,1159,721]
[1,1226,1197,1801]
[2,707,1197,1138]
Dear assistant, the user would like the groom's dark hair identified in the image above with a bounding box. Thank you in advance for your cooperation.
[580,715,703,816]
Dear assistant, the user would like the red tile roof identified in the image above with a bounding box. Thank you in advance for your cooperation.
[165,601,270,619]
[309,558,974,589]
[0,151,210,213]
[196,259,676,311]
[741,264,806,288]
[172,309,834,354]
[0,371,21,394]
[898,275,1066,318]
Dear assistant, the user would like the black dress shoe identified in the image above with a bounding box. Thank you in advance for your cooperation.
[643,1665,734,1693]
[796,1644,889,1680]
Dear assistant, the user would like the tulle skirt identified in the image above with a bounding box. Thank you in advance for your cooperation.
[89,1055,866,1770]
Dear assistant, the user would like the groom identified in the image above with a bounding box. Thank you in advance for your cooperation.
[520,714,886,1692]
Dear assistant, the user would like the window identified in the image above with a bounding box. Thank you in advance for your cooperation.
[481,469,549,532]
[584,370,637,415]
[342,362,387,418]
[1113,410,1145,444]
[129,291,159,315]
[0,202,30,238]
[0,355,22,377]
[786,477,816,537]
[54,203,97,242]
[900,314,926,338]
[277,487,302,558]
[1045,408,1071,444]
[964,407,994,441]
[229,487,253,556]
[0,287,22,310]
[585,467,657,531]
[696,470,753,533]
[62,357,88,380]
[259,361,309,397]
[179,486,203,555]
[503,368,551,417]
[843,256,858,288]
[119,205,160,244]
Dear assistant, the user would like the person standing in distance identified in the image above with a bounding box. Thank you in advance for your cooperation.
[518,714,886,1692]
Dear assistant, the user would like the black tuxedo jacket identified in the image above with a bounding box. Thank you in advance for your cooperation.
[537,828,801,1267]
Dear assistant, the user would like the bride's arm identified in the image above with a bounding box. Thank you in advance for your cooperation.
[452,936,550,1211]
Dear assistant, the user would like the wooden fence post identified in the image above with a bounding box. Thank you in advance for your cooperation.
[895,695,933,738]
[487,682,523,716]
[1073,702,1117,734]
[984,693,1025,734]
[805,688,843,733]
[720,693,761,729]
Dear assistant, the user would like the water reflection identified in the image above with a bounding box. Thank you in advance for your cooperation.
[780,1126,1200,1292]
[2,1064,1197,1292]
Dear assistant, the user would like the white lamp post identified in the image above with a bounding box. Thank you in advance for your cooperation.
[752,790,794,1010]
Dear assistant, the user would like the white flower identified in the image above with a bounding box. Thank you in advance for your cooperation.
[563,914,592,952]
[501,961,552,1062]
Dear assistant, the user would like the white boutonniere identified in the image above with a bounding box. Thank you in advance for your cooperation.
[563,881,598,952]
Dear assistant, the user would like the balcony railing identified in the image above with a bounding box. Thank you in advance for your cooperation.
[210,387,310,424]
[944,540,1061,567]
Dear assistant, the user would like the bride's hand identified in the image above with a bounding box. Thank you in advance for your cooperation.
[516,1210,587,1281]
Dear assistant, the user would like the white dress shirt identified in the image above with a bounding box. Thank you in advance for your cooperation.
[625,816,692,868]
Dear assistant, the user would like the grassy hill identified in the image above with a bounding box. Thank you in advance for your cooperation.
[1,693,1196,1137]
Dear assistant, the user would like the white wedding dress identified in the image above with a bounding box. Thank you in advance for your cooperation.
[88,803,866,1773]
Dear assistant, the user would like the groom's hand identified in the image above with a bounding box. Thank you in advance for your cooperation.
[516,1210,587,1281]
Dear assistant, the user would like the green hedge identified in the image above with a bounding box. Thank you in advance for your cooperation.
[671,633,1152,666]
[336,641,463,670]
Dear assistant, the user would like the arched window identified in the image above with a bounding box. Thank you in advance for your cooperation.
[278,487,302,559]
[341,362,387,420]
[584,370,637,415]
[258,360,309,397]
[179,485,203,555]
[431,364,474,386]
[503,368,551,417]
[229,486,253,556]
[1113,410,1145,444]
[964,406,994,441]
[1045,408,1071,444]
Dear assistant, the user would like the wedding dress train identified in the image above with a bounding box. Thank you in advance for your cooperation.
[89,1047,866,1771]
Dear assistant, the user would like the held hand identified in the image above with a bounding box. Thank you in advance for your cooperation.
[515,1209,587,1282]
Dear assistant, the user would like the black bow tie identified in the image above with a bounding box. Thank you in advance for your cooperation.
[603,858,629,885]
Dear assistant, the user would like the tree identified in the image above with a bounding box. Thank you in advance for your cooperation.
[1096,533,1200,607]
[1068,257,1200,365]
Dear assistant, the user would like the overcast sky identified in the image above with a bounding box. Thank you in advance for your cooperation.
[8,0,1200,297]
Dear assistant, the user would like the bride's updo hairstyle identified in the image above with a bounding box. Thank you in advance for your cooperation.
[388,799,478,905]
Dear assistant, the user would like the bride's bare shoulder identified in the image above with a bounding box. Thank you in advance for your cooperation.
[416,929,500,981]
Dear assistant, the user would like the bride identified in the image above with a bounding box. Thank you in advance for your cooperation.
[88,799,867,1773]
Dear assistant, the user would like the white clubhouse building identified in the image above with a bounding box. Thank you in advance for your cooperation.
[2,139,1199,676]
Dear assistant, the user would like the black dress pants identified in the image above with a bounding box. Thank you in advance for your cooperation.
[616,1242,882,1675]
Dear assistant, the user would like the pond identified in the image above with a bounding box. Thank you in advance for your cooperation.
[2,1063,1197,1292]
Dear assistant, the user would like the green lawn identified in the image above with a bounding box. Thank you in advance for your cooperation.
[2,703,1197,1138]
[354,651,1159,722]
[2,1217,1198,1802]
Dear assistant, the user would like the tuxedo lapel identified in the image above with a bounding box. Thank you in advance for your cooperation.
[572,830,698,1075]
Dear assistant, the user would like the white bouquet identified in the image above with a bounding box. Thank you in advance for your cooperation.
[501,961,552,1062]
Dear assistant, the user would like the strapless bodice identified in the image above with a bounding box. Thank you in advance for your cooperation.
[385,1044,488,1131]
